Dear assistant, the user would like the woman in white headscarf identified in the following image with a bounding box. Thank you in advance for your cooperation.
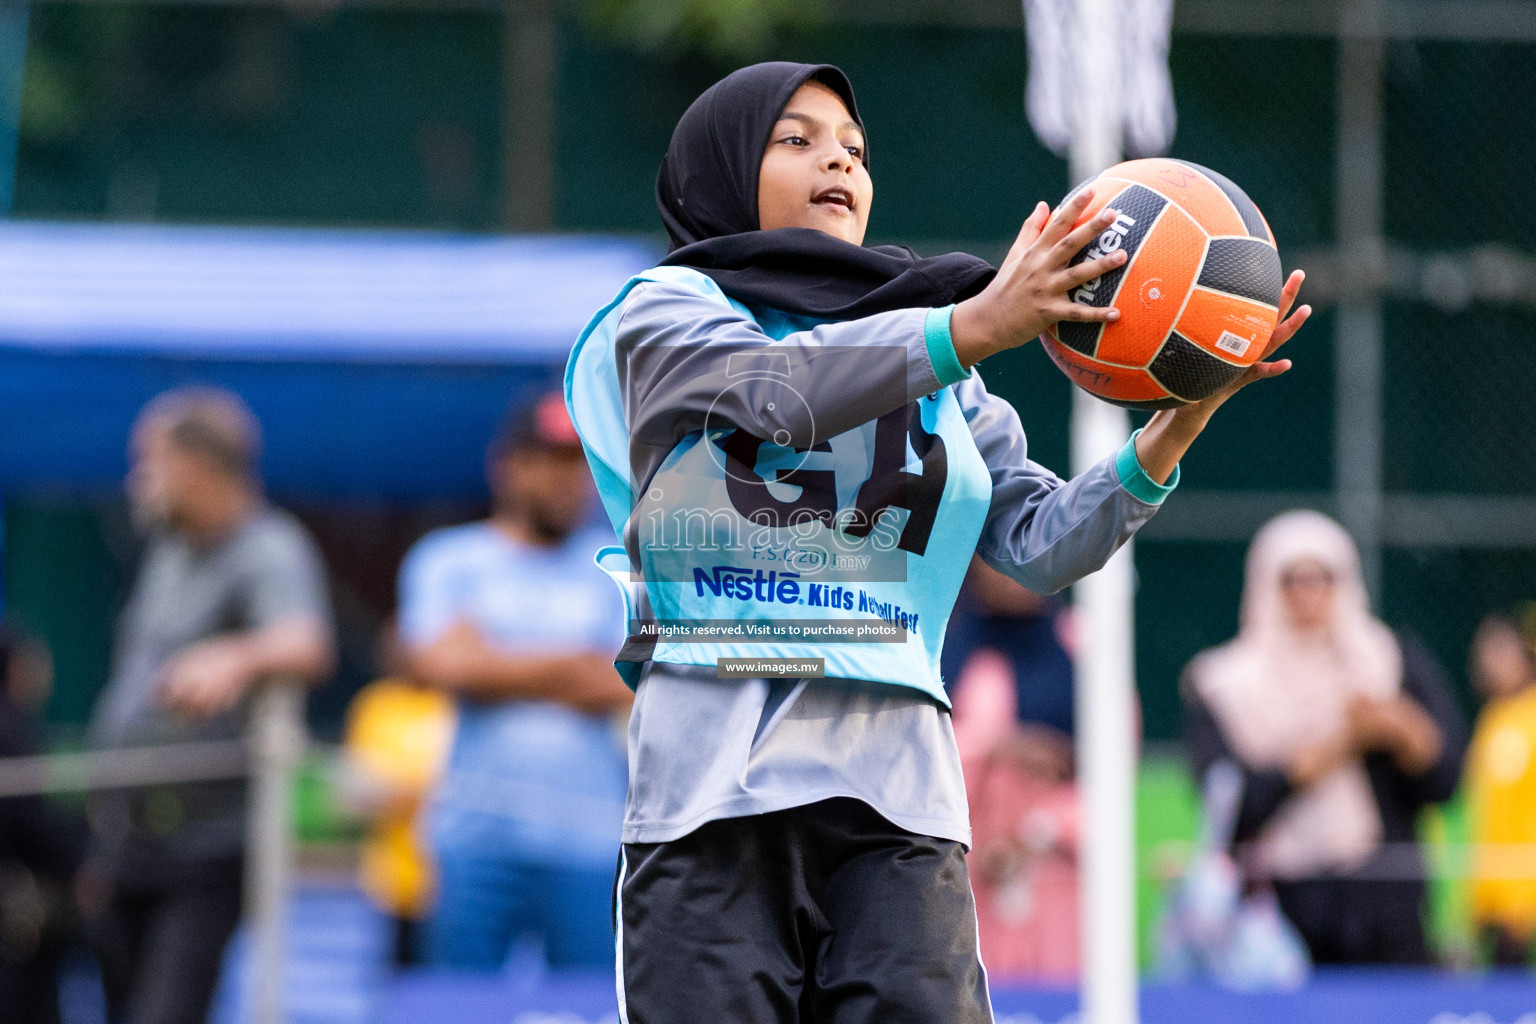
[1183,510,1466,964]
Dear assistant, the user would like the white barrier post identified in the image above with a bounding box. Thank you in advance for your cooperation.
[1070,0,1138,1022]
[247,680,305,1024]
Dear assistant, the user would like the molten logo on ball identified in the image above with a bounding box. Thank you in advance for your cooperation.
[1041,158,1284,410]
[1072,211,1138,306]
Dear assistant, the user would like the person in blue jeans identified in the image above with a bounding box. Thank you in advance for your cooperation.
[399,391,632,969]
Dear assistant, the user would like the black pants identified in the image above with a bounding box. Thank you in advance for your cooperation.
[0,920,73,1024]
[1485,925,1534,967]
[1275,876,1431,966]
[89,855,244,1024]
[392,915,424,969]
[0,869,79,1024]
[616,798,992,1024]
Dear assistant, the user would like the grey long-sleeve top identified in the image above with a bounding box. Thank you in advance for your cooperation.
[591,273,1177,846]
[611,277,1177,595]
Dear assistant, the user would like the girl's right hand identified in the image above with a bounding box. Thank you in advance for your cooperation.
[951,189,1130,368]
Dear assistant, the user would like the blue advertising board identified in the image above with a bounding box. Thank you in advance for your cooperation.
[380,970,1536,1024]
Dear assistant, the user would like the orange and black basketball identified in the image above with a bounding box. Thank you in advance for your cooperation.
[1042,158,1284,410]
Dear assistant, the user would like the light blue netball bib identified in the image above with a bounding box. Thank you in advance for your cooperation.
[565,266,991,706]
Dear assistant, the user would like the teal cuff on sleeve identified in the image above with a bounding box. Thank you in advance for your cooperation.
[924,305,968,387]
[1115,427,1179,505]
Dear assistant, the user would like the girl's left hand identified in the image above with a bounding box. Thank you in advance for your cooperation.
[1171,269,1312,429]
[1132,269,1310,484]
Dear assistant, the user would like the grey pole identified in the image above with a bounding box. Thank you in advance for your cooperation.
[247,681,306,1024]
[501,0,556,231]
[1334,0,1387,598]
[0,0,28,215]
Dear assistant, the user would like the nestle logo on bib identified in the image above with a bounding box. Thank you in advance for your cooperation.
[694,565,802,605]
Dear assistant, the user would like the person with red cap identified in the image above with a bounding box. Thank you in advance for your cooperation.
[397,390,633,970]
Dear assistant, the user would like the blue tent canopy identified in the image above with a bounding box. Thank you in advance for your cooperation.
[0,222,659,500]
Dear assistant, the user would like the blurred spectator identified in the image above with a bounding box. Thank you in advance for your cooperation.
[1465,607,1536,966]
[1156,760,1310,990]
[399,391,629,971]
[0,626,86,1024]
[1183,511,1466,966]
[339,624,456,968]
[947,558,1080,981]
[84,387,334,1024]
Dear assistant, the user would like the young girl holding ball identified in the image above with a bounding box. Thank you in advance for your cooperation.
[566,61,1309,1022]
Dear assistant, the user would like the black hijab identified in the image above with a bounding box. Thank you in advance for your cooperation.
[657,62,995,321]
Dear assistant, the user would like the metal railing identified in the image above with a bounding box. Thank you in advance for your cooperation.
[0,678,305,1024]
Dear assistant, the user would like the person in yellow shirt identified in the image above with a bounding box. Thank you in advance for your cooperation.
[341,672,456,967]
[1465,606,1536,967]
